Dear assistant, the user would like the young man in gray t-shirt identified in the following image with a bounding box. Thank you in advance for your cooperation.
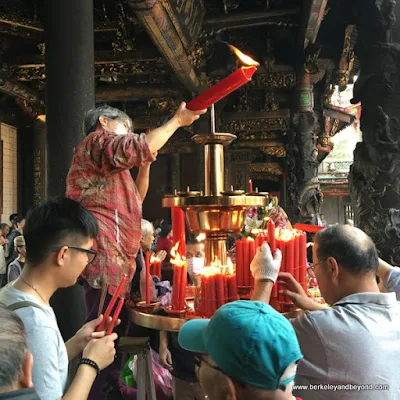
[0,198,118,400]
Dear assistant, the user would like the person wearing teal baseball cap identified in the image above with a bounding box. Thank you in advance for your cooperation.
[178,242,303,400]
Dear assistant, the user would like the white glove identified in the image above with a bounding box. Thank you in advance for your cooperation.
[250,243,282,283]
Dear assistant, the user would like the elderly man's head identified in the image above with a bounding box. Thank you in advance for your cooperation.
[179,301,302,400]
[141,219,155,252]
[0,307,33,393]
[84,105,133,136]
[312,225,379,304]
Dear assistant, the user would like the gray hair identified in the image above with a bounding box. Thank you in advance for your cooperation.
[0,307,28,391]
[84,105,133,135]
[141,219,154,237]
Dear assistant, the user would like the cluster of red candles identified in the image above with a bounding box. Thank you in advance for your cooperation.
[96,275,127,335]
[276,228,307,293]
[170,241,188,311]
[198,259,238,318]
[236,219,276,287]
[150,255,162,279]
[235,219,308,311]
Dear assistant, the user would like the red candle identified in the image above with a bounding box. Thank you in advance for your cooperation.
[106,298,124,335]
[286,238,295,276]
[172,265,182,310]
[205,275,217,317]
[277,239,286,302]
[227,274,238,302]
[243,239,250,286]
[293,234,300,282]
[96,275,127,332]
[248,239,255,286]
[145,251,151,304]
[172,207,186,257]
[299,232,307,291]
[187,66,257,111]
[179,262,188,310]
[215,272,225,308]
[235,239,244,286]
[267,219,276,252]
[248,179,253,193]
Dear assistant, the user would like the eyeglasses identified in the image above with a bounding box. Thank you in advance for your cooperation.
[52,246,98,265]
[307,259,327,278]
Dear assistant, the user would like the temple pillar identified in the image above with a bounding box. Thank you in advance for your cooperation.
[349,0,400,263]
[291,73,322,224]
[44,0,95,340]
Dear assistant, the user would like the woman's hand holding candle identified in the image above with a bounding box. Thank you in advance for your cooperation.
[250,243,282,283]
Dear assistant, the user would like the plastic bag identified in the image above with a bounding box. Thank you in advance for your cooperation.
[131,348,173,398]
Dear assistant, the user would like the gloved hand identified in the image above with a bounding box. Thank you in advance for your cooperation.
[250,243,282,283]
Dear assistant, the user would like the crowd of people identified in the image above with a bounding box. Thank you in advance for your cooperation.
[0,101,399,400]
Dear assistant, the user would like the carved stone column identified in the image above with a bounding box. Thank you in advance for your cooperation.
[292,73,322,224]
[349,0,400,263]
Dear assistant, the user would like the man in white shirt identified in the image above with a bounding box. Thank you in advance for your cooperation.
[253,225,400,400]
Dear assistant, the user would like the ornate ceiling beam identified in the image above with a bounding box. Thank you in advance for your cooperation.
[0,13,117,40]
[95,85,186,102]
[203,8,300,32]
[222,110,290,132]
[300,0,328,49]
[0,75,41,105]
[126,0,205,93]
[7,49,162,67]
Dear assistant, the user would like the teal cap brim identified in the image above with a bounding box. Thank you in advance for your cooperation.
[178,319,210,353]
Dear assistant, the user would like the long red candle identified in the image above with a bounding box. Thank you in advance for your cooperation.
[106,298,124,335]
[294,234,300,282]
[286,238,295,276]
[187,66,257,111]
[172,207,186,257]
[243,239,250,286]
[172,265,182,310]
[96,275,127,332]
[249,239,255,286]
[145,251,151,304]
[299,232,307,291]
[215,272,225,308]
[267,219,276,252]
[179,262,188,310]
[235,240,244,286]
[227,274,238,302]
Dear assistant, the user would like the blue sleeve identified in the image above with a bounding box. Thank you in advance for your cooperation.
[385,267,400,300]
[26,326,65,400]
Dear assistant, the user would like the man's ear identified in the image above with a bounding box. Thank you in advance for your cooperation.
[55,246,69,266]
[327,256,340,282]
[19,352,33,389]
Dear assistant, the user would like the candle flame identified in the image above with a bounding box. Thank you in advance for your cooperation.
[246,236,255,242]
[229,44,260,67]
[196,233,206,242]
[276,228,301,241]
[170,241,186,267]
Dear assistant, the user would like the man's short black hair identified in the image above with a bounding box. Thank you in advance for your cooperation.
[84,105,133,135]
[24,197,99,267]
[315,225,379,275]
[9,214,18,223]
[0,307,28,391]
